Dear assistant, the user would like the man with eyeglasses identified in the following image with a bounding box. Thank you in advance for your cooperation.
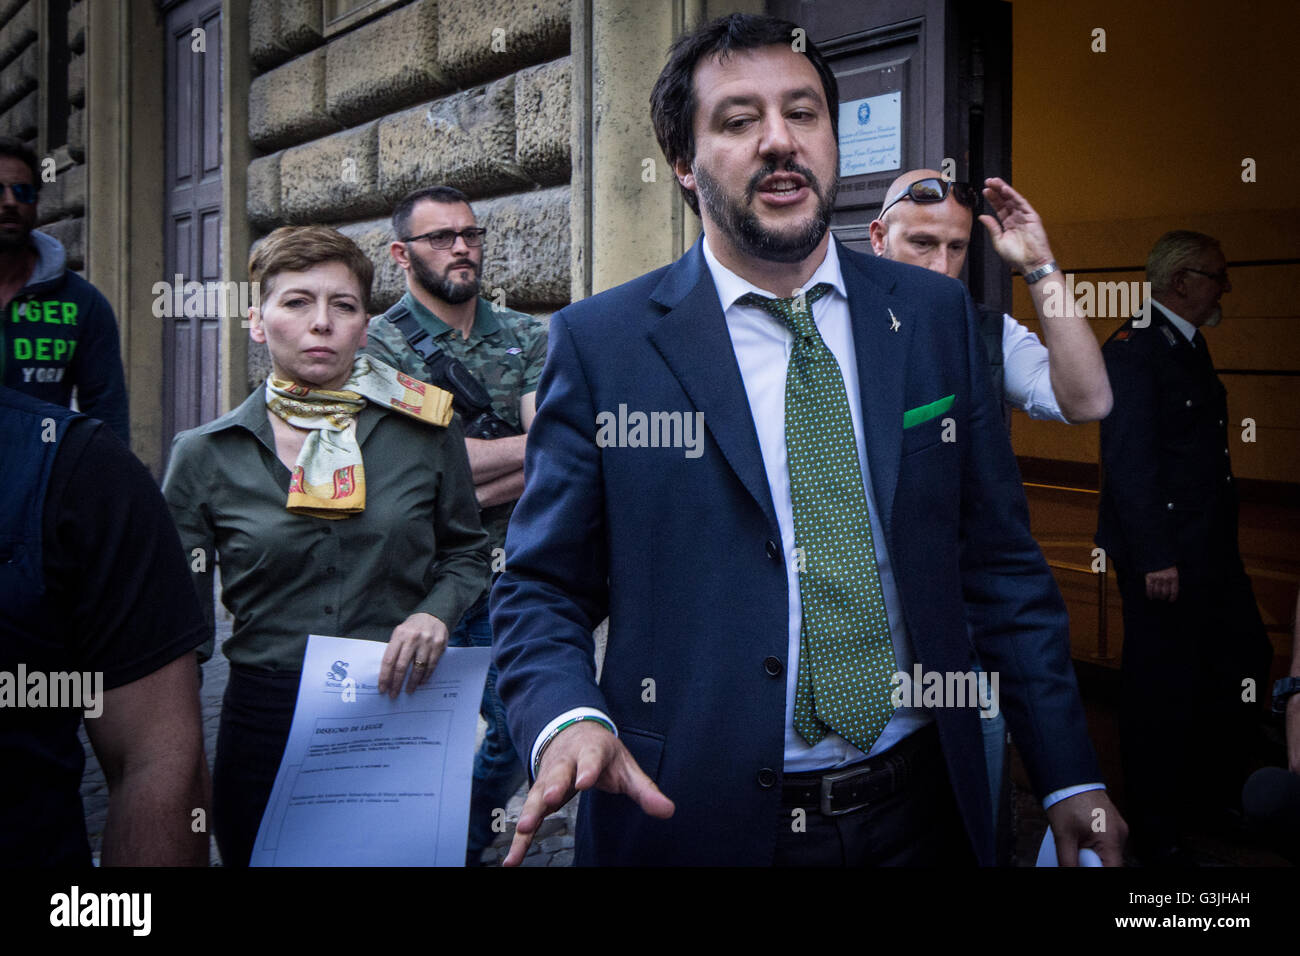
[362,184,545,865]
[870,169,1112,425]
[1096,230,1272,866]
[0,137,129,443]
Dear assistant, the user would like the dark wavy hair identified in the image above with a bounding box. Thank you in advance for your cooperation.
[649,13,839,216]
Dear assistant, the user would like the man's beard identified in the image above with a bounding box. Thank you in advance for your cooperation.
[409,249,480,305]
[0,219,32,253]
[1202,304,1223,327]
[693,159,838,264]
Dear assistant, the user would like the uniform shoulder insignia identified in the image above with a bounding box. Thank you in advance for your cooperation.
[1159,324,1178,346]
[1114,330,1131,341]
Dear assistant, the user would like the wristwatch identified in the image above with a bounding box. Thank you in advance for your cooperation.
[1023,260,1058,285]
[1272,676,1300,715]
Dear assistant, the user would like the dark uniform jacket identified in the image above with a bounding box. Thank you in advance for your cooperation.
[1096,303,1237,585]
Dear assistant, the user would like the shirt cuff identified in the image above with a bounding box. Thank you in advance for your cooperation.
[1042,782,1106,809]
[530,707,618,779]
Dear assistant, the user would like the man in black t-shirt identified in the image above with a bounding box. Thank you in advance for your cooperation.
[1,386,209,865]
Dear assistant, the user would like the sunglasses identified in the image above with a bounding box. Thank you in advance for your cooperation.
[1,182,37,205]
[877,177,979,219]
[401,227,487,250]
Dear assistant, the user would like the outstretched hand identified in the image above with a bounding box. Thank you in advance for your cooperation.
[1045,789,1128,866]
[502,720,675,866]
[978,176,1054,274]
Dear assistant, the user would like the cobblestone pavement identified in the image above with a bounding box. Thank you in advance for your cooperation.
[77,617,576,867]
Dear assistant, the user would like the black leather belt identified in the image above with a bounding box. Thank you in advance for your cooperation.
[781,723,941,816]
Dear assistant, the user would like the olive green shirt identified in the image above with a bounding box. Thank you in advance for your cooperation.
[362,293,548,555]
[161,387,491,672]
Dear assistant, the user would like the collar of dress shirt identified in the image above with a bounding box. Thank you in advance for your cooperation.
[1148,299,1197,343]
[700,233,848,313]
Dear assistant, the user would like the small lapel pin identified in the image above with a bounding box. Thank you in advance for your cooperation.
[888,308,901,332]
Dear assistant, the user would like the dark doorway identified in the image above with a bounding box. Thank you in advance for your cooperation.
[768,0,1012,311]
[162,0,224,455]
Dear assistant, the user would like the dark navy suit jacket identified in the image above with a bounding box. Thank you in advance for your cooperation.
[491,238,1100,865]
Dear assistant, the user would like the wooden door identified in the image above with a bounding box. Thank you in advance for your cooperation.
[162,0,224,454]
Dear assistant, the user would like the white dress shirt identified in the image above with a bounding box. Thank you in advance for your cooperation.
[701,236,931,772]
[533,236,1102,809]
[1001,315,1069,422]
[1148,300,1198,343]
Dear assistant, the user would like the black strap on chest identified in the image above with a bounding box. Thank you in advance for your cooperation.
[384,301,521,439]
[976,304,1009,427]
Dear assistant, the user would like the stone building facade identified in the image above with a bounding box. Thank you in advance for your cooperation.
[0,0,733,472]
[0,0,88,271]
[242,0,574,386]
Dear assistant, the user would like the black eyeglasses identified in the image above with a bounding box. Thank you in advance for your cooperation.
[877,177,979,219]
[0,182,37,205]
[402,227,487,250]
[1182,267,1229,285]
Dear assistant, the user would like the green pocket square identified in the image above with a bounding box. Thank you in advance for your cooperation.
[902,394,955,429]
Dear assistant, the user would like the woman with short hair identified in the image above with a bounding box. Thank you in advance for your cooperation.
[163,225,490,866]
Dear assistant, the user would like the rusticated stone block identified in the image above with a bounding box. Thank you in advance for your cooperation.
[66,106,83,161]
[336,216,405,311]
[280,122,385,223]
[0,40,36,112]
[325,0,446,128]
[0,0,36,72]
[38,216,83,270]
[68,51,84,107]
[249,0,289,72]
[2,88,38,140]
[247,152,283,230]
[249,50,339,151]
[247,341,272,391]
[475,185,569,308]
[514,56,569,186]
[377,78,528,201]
[34,172,63,224]
[279,0,323,53]
[0,0,28,29]
[60,162,85,215]
[67,0,84,53]
[437,0,569,87]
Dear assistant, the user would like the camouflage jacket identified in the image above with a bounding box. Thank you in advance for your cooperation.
[363,292,548,555]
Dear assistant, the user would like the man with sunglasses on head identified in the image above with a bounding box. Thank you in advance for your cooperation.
[0,137,129,443]
[870,169,1111,425]
[872,170,1113,863]
[362,185,546,864]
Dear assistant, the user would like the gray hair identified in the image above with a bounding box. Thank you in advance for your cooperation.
[1146,230,1221,294]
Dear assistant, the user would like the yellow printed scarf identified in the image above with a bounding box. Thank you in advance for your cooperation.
[266,355,454,519]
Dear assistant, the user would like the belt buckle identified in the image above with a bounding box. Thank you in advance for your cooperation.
[819,763,873,817]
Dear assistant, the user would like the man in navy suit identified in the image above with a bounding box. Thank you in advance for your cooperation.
[491,12,1125,866]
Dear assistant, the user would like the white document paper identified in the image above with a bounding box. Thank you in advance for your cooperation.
[250,634,491,867]
[1036,827,1104,867]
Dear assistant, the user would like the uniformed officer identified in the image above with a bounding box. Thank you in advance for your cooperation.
[1096,229,1273,866]
[362,186,547,865]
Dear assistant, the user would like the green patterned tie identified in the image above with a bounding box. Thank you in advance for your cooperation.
[737,283,898,753]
